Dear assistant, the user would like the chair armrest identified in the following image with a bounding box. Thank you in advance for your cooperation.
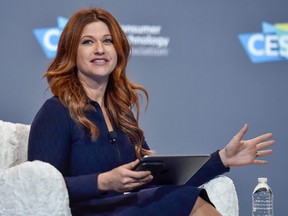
[0,160,71,216]
[200,175,239,216]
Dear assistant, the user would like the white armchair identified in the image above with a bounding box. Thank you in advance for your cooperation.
[0,120,71,216]
[0,120,239,216]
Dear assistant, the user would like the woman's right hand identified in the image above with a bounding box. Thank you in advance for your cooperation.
[98,159,153,193]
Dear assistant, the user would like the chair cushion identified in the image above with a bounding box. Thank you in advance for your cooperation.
[0,120,30,173]
[0,160,71,216]
[201,175,239,216]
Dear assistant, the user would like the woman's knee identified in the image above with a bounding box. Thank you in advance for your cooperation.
[190,197,221,216]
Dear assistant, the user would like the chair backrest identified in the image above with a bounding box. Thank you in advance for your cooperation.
[0,120,30,173]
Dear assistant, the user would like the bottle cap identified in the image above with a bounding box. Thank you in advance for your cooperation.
[258,177,268,183]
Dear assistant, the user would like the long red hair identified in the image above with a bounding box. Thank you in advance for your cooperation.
[45,8,152,158]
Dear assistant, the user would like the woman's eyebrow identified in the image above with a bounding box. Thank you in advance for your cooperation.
[80,34,112,39]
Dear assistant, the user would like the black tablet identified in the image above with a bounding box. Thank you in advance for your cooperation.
[134,154,211,185]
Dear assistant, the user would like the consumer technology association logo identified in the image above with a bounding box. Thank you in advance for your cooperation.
[33,17,170,58]
[238,22,288,63]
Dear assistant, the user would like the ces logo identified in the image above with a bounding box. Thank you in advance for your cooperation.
[239,22,288,63]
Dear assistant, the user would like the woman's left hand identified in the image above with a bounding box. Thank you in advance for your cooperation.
[219,123,275,167]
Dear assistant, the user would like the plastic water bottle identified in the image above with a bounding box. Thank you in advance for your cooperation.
[252,177,273,216]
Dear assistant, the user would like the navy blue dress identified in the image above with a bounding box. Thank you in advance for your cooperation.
[28,96,229,216]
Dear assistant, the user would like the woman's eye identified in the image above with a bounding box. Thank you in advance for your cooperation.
[103,39,113,44]
[82,39,93,45]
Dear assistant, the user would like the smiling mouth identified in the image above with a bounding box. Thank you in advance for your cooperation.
[91,58,109,63]
[94,59,106,63]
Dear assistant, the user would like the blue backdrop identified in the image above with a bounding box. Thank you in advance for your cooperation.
[1,0,287,215]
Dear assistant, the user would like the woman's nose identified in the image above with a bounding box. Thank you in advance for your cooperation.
[94,42,105,54]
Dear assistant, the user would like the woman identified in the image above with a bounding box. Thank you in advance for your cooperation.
[28,8,275,215]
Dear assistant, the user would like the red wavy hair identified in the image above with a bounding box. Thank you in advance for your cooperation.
[45,8,152,158]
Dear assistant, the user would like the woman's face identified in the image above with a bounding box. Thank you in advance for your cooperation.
[76,21,117,85]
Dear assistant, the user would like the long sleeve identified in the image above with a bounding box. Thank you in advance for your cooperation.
[28,97,102,202]
[186,150,230,187]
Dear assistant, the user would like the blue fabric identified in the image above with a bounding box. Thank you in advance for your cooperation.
[28,96,229,216]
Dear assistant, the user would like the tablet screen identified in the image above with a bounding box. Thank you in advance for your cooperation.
[134,154,211,185]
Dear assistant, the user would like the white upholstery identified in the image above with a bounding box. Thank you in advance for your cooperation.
[0,121,30,173]
[0,161,71,216]
[0,120,239,216]
[200,175,239,215]
[0,120,71,216]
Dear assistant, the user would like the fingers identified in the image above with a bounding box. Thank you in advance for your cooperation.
[236,124,274,147]
[252,135,275,159]
[254,159,269,165]
[120,173,153,192]
[120,159,153,178]
[253,149,273,165]
[255,149,273,158]
[137,174,154,183]
[251,133,274,144]
[221,124,275,168]
[122,159,140,170]
[123,180,151,192]
[245,131,274,154]
[254,147,272,165]
[256,139,275,149]
[129,169,152,179]
[120,160,153,181]
[122,159,154,179]
[234,123,248,141]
